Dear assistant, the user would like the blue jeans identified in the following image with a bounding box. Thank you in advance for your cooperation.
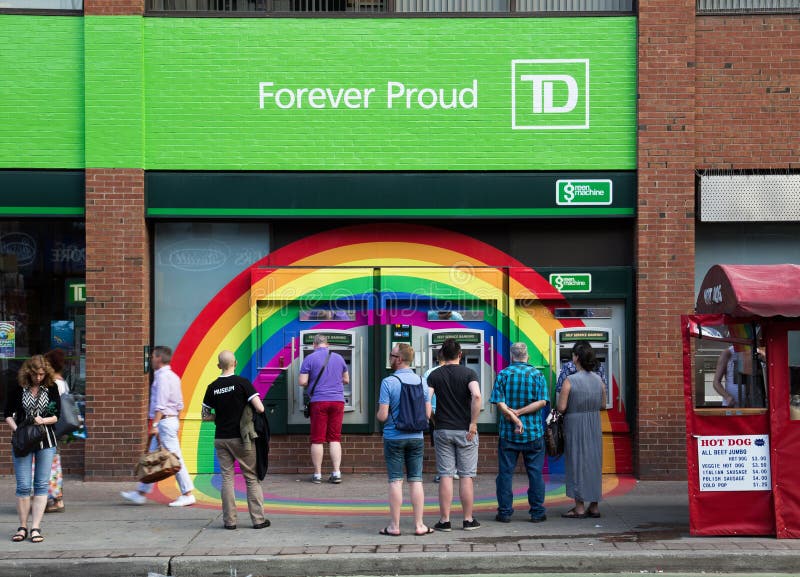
[13,446,57,498]
[383,438,424,483]
[496,436,545,519]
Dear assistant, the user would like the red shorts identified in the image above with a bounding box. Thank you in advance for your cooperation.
[309,401,345,444]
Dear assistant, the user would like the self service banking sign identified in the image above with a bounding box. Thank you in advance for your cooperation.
[143,18,636,170]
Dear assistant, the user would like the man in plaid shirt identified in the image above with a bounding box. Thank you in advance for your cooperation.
[489,342,549,524]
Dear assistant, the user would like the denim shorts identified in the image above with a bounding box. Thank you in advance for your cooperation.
[13,446,56,497]
[383,438,424,483]
[433,429,479,478]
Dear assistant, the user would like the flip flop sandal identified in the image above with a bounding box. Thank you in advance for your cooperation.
[561,509,588,519]
[30,528,44,543]
[586,511,602,518]
[414,527,435,536]
[11,527,27,542]
[379,527,401,536]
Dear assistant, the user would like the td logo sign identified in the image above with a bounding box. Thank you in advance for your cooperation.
[511,59,590,130]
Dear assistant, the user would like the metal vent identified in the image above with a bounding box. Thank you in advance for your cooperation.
[700,174,800,222]
[697,0,800,13]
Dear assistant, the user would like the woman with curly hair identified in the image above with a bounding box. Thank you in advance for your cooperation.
[4,355,61,543]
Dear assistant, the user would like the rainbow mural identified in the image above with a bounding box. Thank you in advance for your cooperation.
[169,224,631,484]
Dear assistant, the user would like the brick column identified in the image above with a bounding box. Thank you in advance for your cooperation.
[84,169,150,479]
[636,1,696,479]
[84,0,144,14]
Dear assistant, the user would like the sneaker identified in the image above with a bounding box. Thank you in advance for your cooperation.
[462,518,481,531]
[494,514,511,523]
[120,491,146,505]
[433,475,441,484]
[328,473,342,484]
[253,520,271,529]
[311,474,322,484]
[529,515,547,523]
[453,473,460,480]
[168,494,196,507]
[433,520,452,532]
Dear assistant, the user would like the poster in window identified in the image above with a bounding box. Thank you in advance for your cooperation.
[0,321,14,358]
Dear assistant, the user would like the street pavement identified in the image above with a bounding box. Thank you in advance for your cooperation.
[1,473,798,577]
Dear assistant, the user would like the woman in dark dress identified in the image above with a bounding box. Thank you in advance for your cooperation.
[557,341,606,519]
[4,355,61,543]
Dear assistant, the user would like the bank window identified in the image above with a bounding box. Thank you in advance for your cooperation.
[789,331,800,421]
[554,307,613,319]
[0,220,86,398]
[145,0,634,13]
[693,323,768,413]
[697,0,800,14]
[299,306,356,321]
[154,222,269,350]
[0,0,82,9]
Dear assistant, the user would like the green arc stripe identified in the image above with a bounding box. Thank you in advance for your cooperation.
[148,207,634,218]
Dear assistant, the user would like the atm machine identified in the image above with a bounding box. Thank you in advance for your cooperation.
[555,327,613,409]
[288,328,366,425]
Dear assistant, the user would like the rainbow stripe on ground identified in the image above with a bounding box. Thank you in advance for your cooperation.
[150,474,636,516]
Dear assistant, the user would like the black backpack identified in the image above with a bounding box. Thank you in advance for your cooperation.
[390,375,428,433]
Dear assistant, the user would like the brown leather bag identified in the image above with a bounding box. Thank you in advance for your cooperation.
[135,433,182,484]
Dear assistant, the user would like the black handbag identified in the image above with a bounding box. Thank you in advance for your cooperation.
[54,392,81,438]
[544,408,565,459]
[11,418,46,457]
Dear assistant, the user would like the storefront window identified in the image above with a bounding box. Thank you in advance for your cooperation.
[0,1,82,8]
[789,331,800,421]
[693,323,767,411]
[154,223,269,350]
[0,221,86,397]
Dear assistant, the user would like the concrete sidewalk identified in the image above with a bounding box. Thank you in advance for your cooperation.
[0,474,797,577]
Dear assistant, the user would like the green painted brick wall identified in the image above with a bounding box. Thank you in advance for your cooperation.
[85,16,144,168]
[142,17,636,170]
[0,15,84,169]
[1,15,636,171]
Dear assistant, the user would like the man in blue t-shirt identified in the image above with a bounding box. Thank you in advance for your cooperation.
[490,342,549,524]
[299,334,350,484]
[377,343,432,536]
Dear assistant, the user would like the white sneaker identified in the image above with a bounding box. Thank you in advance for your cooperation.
[168,494,196,507]
[120,490,146,505]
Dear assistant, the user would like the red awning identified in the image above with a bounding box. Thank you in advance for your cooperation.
[696,264,800,318]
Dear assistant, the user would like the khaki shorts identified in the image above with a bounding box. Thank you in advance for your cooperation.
[433,429,479,478]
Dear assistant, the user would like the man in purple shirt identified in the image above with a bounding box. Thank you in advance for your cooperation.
[121,346,195,507]
[299,334,350,484]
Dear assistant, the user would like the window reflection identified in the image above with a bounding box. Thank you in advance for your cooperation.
[299,308,355,321]
[426,309,483,322]
[693,323,767,411]
[789,331,800,421]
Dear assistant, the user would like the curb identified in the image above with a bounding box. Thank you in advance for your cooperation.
[0,557,168,577]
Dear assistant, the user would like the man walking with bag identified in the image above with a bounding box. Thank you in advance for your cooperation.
[490,342,549,524]
[121,346,195,507]
[376,344,432,536]
[201,350,269,530]
[299,334,350,484]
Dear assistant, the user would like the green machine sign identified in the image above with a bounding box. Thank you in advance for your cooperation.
[549,273,592,293]
[556,180,613,205]
[141,17,636,171]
